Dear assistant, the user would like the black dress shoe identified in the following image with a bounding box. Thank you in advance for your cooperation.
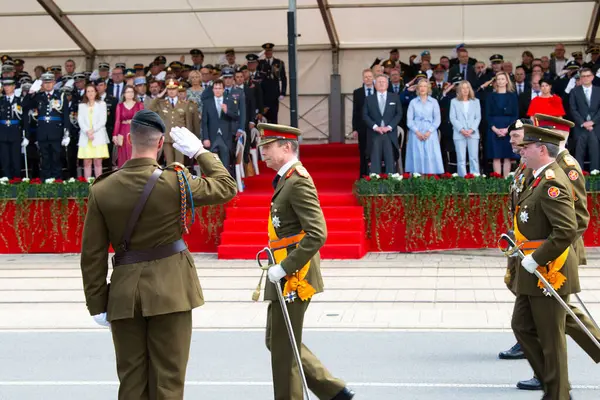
[331,387,355,400]
[498,342,526,359]
[516,377,542,390]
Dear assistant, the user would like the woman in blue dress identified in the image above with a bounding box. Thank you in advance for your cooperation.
[405,79,444,174]
[485,71,519,177]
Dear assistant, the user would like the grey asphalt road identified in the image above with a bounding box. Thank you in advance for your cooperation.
[0,331,597,400]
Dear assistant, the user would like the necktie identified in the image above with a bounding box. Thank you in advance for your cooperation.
[116,84,121,100]
[272,174,281,189]
[171,99,175,107]
[378,94,385,115]
[367,88,372,96]
[225,88,230,97]
[586,88,591,106]
[217,98,222,116]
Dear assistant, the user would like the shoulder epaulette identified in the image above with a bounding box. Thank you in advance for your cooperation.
[166,162,186,171]
[92,169,118,185]
[545,169,555,180]
[294,165,310,178]
[564,155,576,167]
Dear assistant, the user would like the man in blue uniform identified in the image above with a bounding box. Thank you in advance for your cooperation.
[24,72,70,179]
[258,43,287,123]
[0,78,27,178]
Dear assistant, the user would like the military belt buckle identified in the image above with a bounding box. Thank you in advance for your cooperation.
[44,116,51,122]
[5,120,10,126]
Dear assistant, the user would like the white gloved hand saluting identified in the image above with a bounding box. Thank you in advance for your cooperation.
[92,312,110,327]
[21,138,29,148]
[170,127,207,158]
[267,264,287,283]
[521,254,539,274]
[61,129,70,147]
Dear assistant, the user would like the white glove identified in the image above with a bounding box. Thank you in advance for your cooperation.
[61,137,70,147]
[521,254,539,274]
[170,126,206,158]
[267,264,287,283]
[92,312,110,327]
[21,138,29,148]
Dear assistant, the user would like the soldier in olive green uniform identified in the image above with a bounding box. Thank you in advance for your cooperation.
[511,124,579,400]
[80,110,237,400]
[258,123,355,400]
[532,113,600,364]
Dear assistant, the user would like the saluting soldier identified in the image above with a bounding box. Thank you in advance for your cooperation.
[258,43,287,124]
[149,79,196,165]
[511,124,580,400]
[23,72,70,179]
[80,111,237,399]
[258,123,355,400]
[0,78,27,178]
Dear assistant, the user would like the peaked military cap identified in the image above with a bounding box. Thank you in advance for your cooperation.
[221,67,234,77]
[115,62,126,69]
[133,63,144,70]
[190,48,203,56]
[13,59,24,66]
[519,124,565,147]
[165,79,179,89]
[41,72,55,82]
[225,48,235,55]
[586,45,600,54]
[262,43,275,50]
[490,54,504,63]
[2,78,16,86]
[257,123,301,146]
[246,54,259,62]
[532,114,574,134]
[98,62,110,70]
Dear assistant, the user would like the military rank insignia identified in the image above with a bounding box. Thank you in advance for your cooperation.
[295,166,310,178]
[545,169,555,180]
[568,170,579,181]
[548,186,560,198]
[564,155,576,167]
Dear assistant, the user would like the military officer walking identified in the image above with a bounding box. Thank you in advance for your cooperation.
[0,78,27,178]
[511,124,580,400]
[258,123,354,400]
[23,72,70,179]
[259,43,287,123]
[80,111,237,399]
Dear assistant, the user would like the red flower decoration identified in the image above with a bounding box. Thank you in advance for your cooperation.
[434,175,440,180]
[380,173,389,179]
[402,173,411,179]
[55,179,63,184]
[31,178,41,185]
[583,171,590,176]
[78,176,88,182]
[464,173,475,179]
[365,176,371,181]
[489,172,502,178]
[9,178,22,184]
[441,172,453,179]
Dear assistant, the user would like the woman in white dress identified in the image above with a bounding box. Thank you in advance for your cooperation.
[77,84,109,179]
[449,81,481,176]
[405,79,444,174]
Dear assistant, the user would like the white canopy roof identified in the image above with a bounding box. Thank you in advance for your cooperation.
[1,0,598,55]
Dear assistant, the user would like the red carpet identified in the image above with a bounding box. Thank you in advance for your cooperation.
[217,143,367,259]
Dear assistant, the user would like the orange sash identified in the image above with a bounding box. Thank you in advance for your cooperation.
[514,206,568,290]
[268,211,316,301]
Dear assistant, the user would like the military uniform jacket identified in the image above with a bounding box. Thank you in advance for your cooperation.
[80,152,237,321]
[264,162,325,301]
[149,97,195,143]
[513,162,580,297]
[556,149,589,265]
[0,94,25,142]
[23,90,70,141]
[258,58,287,100]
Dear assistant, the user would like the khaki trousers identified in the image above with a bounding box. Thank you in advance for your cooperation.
[162,143,185,165]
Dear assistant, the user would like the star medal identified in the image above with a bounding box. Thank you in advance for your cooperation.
[519,210,529,223]
[272,215,281,228]
[284,291,297,303]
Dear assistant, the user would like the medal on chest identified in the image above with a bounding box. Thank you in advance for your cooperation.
[519,209,529,223]
[271,209,281,228]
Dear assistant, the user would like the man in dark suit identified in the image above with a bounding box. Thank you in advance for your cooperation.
[201,79,239,173]
[448,48,478,90]
[362,74,403,173]
[518,73,542,118]
[351,69,375,177]
[569,67,600,171]
[97,79,118,171]
[513,66,530,97]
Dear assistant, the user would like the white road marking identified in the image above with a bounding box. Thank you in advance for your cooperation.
[0,381,598,390]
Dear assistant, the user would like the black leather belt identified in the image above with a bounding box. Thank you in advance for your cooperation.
[112,239,187,267]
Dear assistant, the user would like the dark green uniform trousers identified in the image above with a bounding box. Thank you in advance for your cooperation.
[512,294,570,400]
[110,292,193,400]
[265,299,346,400]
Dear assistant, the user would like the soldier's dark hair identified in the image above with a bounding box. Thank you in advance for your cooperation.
[213,79,224,88]
[536,142,559,158]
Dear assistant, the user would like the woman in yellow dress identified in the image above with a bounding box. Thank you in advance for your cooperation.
[77,84,109,179]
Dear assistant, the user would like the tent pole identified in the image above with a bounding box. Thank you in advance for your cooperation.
[288,0,298,129]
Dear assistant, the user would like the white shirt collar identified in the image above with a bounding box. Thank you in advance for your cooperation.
[169,96,178,105]
[277,157,299,177]
[533,161,554,178]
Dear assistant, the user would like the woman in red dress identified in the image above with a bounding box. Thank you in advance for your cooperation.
[526,78,565,117]
[113,85,144,168]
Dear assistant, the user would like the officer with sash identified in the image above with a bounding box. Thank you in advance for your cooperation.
[258,123,355,400]
[0,78,27,178]
[23,72,70,179]
[80,111,237,399]
[511,124,580,400]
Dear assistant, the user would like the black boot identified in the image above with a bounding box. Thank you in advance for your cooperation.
[331,387,355,400]
[516,376,543,390]
[498,342,526,359]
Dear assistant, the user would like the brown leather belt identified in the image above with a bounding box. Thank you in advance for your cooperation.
[112,239,187,267]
